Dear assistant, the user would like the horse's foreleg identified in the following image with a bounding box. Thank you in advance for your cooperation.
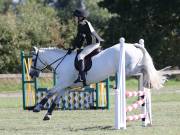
[33,88,58,113]
[43,89,66,121]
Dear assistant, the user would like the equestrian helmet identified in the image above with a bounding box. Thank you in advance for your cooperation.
[73,8,89,18]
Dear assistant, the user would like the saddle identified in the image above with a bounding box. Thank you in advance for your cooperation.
[74,48,101,72]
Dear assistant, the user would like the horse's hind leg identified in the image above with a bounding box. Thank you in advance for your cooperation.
[43,89,66,121]
[33,88,59,112]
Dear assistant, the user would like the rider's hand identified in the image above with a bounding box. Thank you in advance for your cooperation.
[67,48,73,54]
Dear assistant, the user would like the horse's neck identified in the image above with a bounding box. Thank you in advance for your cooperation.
[40,49,67,70]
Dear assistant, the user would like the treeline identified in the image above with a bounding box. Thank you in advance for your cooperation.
[99,0,180,69]
[0,0,110,73]
[0,0,179,73]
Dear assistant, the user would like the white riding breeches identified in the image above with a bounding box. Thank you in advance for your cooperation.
[77,43,100,60]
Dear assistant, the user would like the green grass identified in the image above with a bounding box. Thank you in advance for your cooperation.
[0,80,180,135]
[0,80,22,93]
[0,79,54,93]
[164,79,180,89]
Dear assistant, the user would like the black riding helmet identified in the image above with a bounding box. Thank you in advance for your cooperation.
[73,8,89,18]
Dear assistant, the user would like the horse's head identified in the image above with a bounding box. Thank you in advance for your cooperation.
[29,47,46,78]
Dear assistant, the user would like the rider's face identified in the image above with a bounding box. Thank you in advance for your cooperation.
[74,16,84,24]
[78,17,84,21]
[74,17,78,24]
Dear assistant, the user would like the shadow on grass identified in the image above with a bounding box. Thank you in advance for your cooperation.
[65,124,144,132]
[65,125,114,131]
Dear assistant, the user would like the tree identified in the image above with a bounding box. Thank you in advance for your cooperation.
[99,0,180,68]
[0,0,112,73]
[0,1,63,73]
[85,0,112,47]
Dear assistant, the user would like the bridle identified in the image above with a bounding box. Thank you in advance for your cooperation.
[31,49,69,72]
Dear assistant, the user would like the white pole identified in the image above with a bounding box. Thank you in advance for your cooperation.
[138,39,146,127]
[138,39,152,126]
[139,39,144,47]
[115,37,126,129]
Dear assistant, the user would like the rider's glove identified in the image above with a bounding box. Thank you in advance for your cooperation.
[67,48,73,55]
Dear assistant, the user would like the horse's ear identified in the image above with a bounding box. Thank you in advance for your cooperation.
[31,46,38,53]
[30,46,38,56]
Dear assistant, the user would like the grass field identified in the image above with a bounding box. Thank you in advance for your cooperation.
[0,79,180,135]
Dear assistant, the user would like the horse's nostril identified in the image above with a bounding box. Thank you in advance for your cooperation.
[29,71,35,78]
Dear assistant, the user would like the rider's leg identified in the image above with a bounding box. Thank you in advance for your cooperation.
[33,88,58,112]
[74,43,100,86]
[74,59,86,85]
[79,43,100,56]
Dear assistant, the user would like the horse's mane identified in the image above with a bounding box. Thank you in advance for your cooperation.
[39,47,67,53]
[38,44,120,56]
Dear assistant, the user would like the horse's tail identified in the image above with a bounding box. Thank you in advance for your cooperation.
[134,44,167,89]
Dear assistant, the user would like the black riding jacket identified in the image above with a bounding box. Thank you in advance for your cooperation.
[72,19,99,49]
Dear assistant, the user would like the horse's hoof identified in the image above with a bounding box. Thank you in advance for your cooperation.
[33,108,40,112]
[33,104,43,112]
[43,115,51,121]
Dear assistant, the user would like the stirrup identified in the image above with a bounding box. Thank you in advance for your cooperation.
[74,76,83,83]
[83,81,88,87]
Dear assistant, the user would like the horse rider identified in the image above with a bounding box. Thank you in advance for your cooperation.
[68,8,104,86]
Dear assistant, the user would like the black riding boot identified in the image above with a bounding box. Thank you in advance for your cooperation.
[74,60,87,86]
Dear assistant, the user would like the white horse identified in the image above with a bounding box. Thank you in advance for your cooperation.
[29,39,166,120]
